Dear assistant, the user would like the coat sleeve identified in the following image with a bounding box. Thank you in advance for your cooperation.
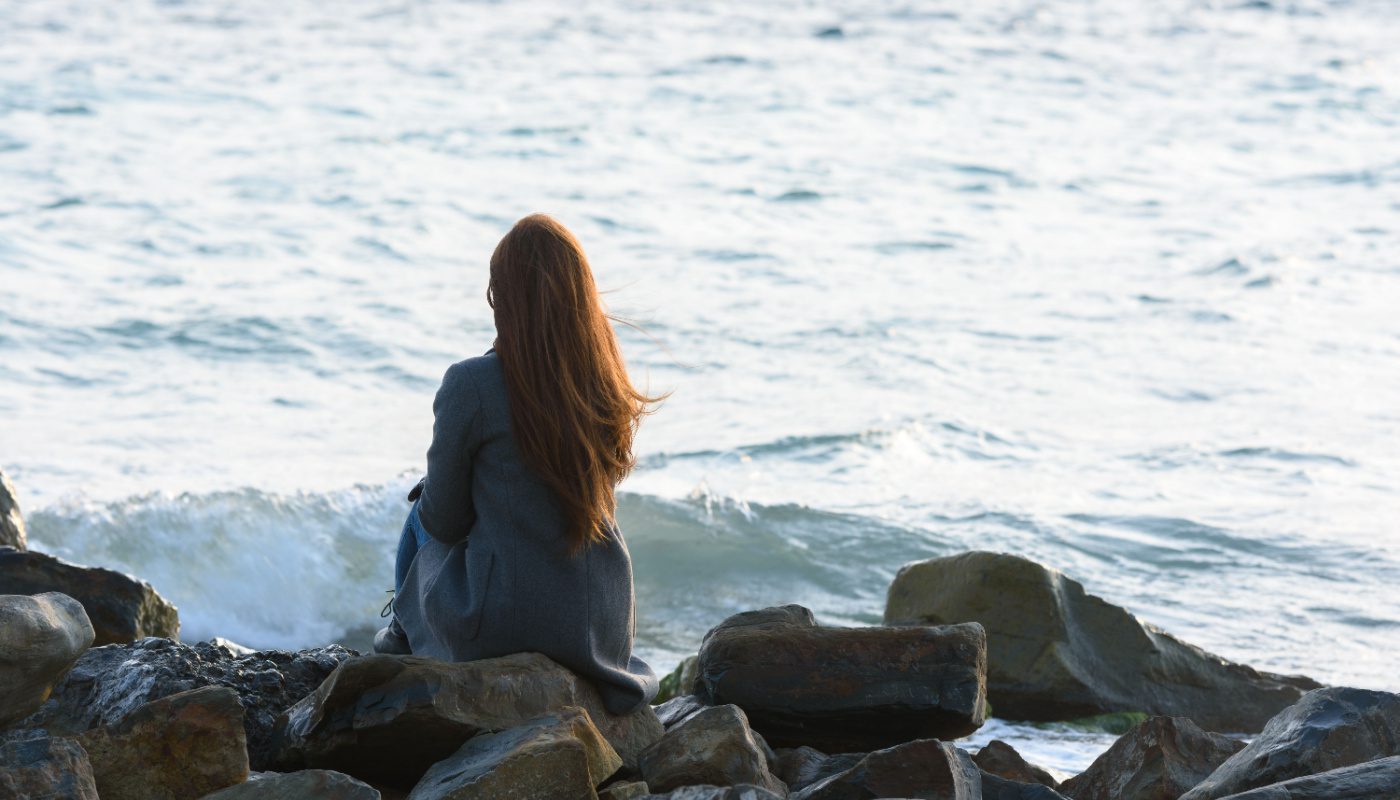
[416,363,482,545]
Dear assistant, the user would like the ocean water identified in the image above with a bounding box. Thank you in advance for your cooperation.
[3,0,1399,773]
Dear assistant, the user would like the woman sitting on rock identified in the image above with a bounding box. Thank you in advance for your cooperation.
[376,213,663,715]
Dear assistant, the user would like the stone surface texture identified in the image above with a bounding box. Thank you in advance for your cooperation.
[600,780,651,800]
[982,772,1073,800]
[1213,756,1400,799]
[641,786,786,800]
[0,591,94,727]
[1059,716,1244,800]
[975,739,1061,788]
[639,704,786,795]
[696,604,987,751]
[884,551,1320,731]
[201,769,383,799]
[0,469,25,551]
[0,735,98,800]
[0,546,179,645]
[791,737,982,800]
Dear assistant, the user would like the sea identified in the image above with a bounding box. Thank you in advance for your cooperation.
[2,0,1398,774]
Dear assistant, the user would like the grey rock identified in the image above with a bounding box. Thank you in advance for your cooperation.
[1181,687,1400,800]
[1060,716,1243,800]
[0,546,179,645]
[773,747,866,793]
[1214,756,1400,799]
[792,738,982,800]
[0,468,25,551]
[8,637,356,771]
[982,771,1071,799]
[0,735,98,800]
[201,770,382,799]
[405,707,622,800]
[975,740,1061,788]
[0,592,94,727]
[639,704,786,795]
[273,652,663,788]
[884,551,1320,731]
[600,780,651,800]
[655,694,707,729]
[643,786,786,800]
[697,604,987,750]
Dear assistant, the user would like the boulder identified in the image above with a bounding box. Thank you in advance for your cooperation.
[1181,687,1400,800]
[655,655,700,704]
[1059,716,1243,800]
[201,770,382,799]
[78,685,248,800]
[642,787,786,800]
[975,740,1060,788]
[0,592,95,727]
[405,707,622,800]
[884,551,1320,731]
[1213,756,1400,799]
[0,468,25,551]
[655,694,707,729]
[0,546,179,644]
[792,738,982,800]
[273,652,664,788]
[982,772,1072,799]
[0,735,98,800]
[696,605,986,750]
[8,637,356,771]
[600,781,651,800]
[639,704,786,795]
[773,746,866,794]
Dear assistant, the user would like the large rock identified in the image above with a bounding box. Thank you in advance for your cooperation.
[0,546,179,645]
[406,707,622,800]
[8,637,356,771]
[982,772,1071,799]
[655,655,700,705]
[0,735,98,800]
[1059,716,1243,800]
[884,552,1320,731]
[639,704,786,795]
[78,685,248,800]
[1181,687,1400,800]
[0,591,95,727]
[0,469,24,551]
[201,770,382,799]
[273,652,664,788]
[792,738,982,800]
[975,740,1060,788]
[695,605,986,751]
[774,747,865,794]
[643,787,786,800]
[1214,756,1400,799]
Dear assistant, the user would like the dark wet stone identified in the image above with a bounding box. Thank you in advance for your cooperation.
[0,735,98,800]
[975,739,1061,788]
[791,738,981,800]
[1060,716,1243,800]
[0,546,179,645]
[639,704,785,795]
[1213,756,1400,799]
[203,769,382,799]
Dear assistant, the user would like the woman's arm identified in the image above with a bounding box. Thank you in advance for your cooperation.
[416,362,482,545]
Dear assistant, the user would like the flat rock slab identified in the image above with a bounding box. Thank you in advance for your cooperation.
[203,770,383,799]
[273,652,663,788]
[0,591,94,727]
[639,704,786,796]
[1060,716,1243,800]
[406,707,621,800]
[1181,687,1400,800]
[8,636,356,772]
[79,685,248,800]
[0,469,25,551]
[792,738,982,800]
[884,551,1320,732]
[0,546,179,645]
[1215,756,1400,799]
[0,735,98,800]
[695,604,986,751]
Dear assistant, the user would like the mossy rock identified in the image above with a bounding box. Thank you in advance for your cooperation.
[654,655,699,705]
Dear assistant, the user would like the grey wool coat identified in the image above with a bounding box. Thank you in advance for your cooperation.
[395,349,659,715]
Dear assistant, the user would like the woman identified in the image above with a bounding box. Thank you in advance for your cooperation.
[376,213,663,715]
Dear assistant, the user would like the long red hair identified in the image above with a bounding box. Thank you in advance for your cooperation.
[488,214,663,551]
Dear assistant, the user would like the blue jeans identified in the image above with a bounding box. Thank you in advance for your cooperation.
[394,499,432,596]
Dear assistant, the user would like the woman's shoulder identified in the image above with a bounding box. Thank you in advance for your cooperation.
[439,348,506,403]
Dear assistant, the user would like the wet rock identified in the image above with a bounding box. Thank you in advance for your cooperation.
[1059,716,1243,800]
[202,769,382,799]
[405,707,621,800]
[9,637,355,771]
[0,591,94,727]
[0,735,98,800]
[273,652,663,788]
[791,738,982,800]
[600,780,651,800]
[884,551,1320,731]
[975,740,1061,788]
[655,694,707,729]
[773,746,865,794]
[655,655,700,704]
[1181,687,1400,800]
[0,468,25,551]
[0,546,179,645]
[643,786,786,800]
[78,685,248,800]
[982,772,1072,799]
[696,604,987,750]
[1213,755,1400,799]
[639,704,786,795]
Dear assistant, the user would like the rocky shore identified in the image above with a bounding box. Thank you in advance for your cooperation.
[2,467,1398,800]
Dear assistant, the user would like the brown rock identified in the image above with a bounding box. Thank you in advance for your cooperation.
[1213,755,1400,799]
[0,469,25,551]
[1060,716,1243,800]
[639,704,786,795]
[696,605,987,751]
[79,685,249,800]
[792,738,982,800]
[273,652,663,788]
[0,592,94,727]
[0,735,98,800]
[976,740,1061,788]
[405,707,621,800]
[201,769,382,799]
[884,552,1320,731]
[0,547,179,645]
[600,780,651,800]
